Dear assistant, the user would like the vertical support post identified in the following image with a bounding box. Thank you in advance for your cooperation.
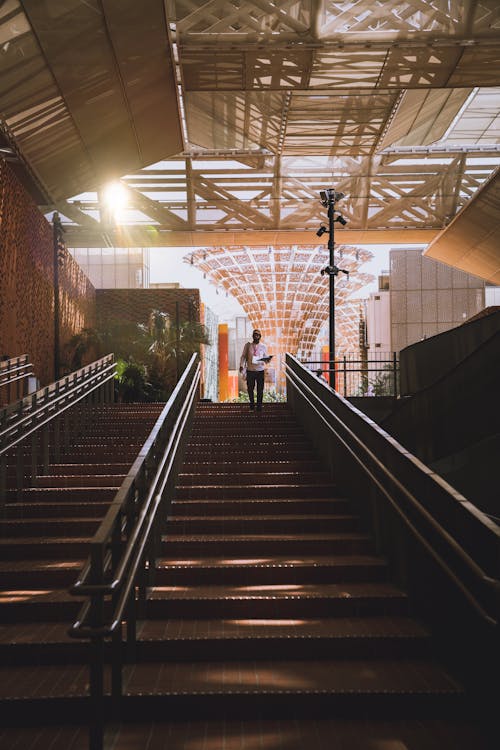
[343,355,347,398]
[52,213,62,382]
[393,351,398,398]
[53,384,61,463]
[175,301,181,383]
[0,454,6,514]
[89,543,105,750]
[327,197,336,368]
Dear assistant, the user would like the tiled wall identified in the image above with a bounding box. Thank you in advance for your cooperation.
[0,160,95,386]
[390,249,485,352]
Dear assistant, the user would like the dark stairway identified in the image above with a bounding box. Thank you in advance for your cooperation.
[114,402,491,748]
[0,404,164,721]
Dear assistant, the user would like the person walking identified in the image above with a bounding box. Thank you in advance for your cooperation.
[239,329,271,411]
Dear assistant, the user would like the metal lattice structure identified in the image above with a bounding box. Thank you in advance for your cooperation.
[0,1,499,249]
[186,244,373,388]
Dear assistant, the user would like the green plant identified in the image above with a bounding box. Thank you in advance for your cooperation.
[114,358,154,402]
[227,390,286,403]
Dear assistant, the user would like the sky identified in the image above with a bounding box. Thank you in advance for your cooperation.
[149,244,418,323]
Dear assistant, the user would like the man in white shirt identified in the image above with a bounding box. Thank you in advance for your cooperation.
[239,329,271,411]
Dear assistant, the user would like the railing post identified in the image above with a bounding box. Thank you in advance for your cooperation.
[41,425,50,475]
[0,454,6,513]
[89,544,105,750]
[53,383,61,463]
[343,355,347,397]
[393,352,398,398]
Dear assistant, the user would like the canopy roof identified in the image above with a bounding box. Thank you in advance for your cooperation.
[1,1,499,275]
[188,243,373,385]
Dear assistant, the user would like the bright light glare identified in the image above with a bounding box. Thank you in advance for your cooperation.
[103,181,128,219]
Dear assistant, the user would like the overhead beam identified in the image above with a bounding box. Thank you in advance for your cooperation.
[62,227,438,248]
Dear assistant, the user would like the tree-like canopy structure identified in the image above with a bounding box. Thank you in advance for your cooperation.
[187,244,374,388]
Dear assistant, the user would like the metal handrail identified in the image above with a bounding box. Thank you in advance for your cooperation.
[302,354,400,398]
[69,354,200,750]
[0,354,33,403]
[0,354,115,455]
[0,355,116,502]
[285,355,500,628]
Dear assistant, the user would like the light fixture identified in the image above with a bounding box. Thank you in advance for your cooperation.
[316,225,328,237]
[335,214,347,226]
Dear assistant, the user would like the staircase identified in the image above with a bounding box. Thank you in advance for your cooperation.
[119,403,489,747]
[0,404,163,718]
[0,402,492,748]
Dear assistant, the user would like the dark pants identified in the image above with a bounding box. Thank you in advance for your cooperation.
[246,370,264,409]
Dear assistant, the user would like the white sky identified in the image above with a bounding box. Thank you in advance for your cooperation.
[149,244,424,323]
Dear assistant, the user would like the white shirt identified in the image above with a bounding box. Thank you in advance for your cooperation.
[240,341,268,372]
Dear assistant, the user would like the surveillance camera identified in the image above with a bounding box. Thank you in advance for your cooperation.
[316,225,327,237]
[319,188,346,206]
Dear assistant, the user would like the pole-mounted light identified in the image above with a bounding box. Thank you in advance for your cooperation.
[316,188,349,384]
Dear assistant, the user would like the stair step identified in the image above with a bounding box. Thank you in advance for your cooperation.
[4,501,111,518]
[4,718,483,750]
[146,581,408,618]
[47,463,132,475]
[1,518,102,537]
[165,514,362,534]
[177,472,330,486]
[175,484,337,499]
[0,559,84,587]
[161,533,373,557]
[0,537,90,560]
[135,615,431,660]
[181,460,322,473]
[169,498,349,515]
[121,658,463,709]
[154,554,387,585]
[0,589,80,623]
[3,487,117,502]
[35,474,125,488]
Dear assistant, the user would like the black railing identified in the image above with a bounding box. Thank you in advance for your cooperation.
[0,354,33,405]
[286,354,500,631]
[69,354,200,750]
[0,355,115,504]
[301,352,399,398]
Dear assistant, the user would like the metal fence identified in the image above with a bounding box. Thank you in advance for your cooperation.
[301,351,399,398]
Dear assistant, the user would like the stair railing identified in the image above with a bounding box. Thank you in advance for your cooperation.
[0,354,115,504]
[0,354,34,405]
[285,353,500,631]
[69,353,200,750]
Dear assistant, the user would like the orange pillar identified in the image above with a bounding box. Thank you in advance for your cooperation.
[321,345,330,385]
[218,323,229,402]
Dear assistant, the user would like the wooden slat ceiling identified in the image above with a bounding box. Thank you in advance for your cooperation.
[0,0,499,268]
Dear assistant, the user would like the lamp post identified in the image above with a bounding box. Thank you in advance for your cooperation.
[317,189,348,384]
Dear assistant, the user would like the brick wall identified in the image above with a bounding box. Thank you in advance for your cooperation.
[0,159,95,385]
[96,288,201,329]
